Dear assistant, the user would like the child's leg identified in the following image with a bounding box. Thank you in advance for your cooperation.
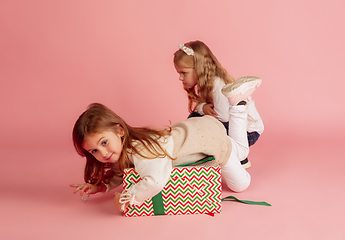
[220,76,261,191]
[222,121,229,135]
[187,112,203,119]
[247,99,264,135]
[241,99,264,168]
[221,105,251,192]
[222,76,263,169]
[221,76,262,107]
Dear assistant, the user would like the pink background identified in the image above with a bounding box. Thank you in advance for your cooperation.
[1,1,344,239]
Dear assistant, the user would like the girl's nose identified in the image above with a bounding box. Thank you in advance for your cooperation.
[100,149,108,157]
[179,74,183,81]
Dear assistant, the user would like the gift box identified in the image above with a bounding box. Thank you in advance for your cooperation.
[123,157,222,217]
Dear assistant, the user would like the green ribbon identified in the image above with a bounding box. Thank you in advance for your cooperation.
[222,196,271,206]
[175,156,215,167]
[152,192,165,215]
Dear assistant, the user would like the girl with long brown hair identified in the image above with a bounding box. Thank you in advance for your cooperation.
[70,79,261,212]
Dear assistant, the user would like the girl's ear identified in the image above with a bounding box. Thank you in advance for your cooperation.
[116,125,125,137]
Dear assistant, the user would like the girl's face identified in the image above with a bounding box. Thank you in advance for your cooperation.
[174,65,198,89]
[82,129,124,163]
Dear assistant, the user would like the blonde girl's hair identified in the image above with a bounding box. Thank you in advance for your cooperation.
[174,40,236,113]
[72,103,173,185]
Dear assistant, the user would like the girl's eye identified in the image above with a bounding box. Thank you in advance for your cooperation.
[182,72,187,75]
[91,149,98,154]
[102,140,108,146]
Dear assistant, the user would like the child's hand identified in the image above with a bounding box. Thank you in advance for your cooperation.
[203,104,218,118]
[70,183,99,196]
[114,192,129,212]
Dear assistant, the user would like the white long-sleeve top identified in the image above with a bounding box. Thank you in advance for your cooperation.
[196,77,229,122]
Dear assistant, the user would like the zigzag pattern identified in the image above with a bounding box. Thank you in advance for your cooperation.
[125,200,154,217]
[123,169,155,217]
[123,165,222,217]
[163,167,221,215]
[123,168,141,189]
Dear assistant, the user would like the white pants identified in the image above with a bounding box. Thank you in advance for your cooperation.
[222,105,251,192]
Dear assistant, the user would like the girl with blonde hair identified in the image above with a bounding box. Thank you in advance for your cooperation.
[174,40,264,168]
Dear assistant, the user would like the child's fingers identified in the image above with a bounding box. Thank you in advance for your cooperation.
[70,184,80,194]
[75,186,83,194]
[70,184,87,194]
[71,183,97,195]
[124,202,129,210]
[113,192,123,212]
[80,185,89,196]
[208,109,217,117]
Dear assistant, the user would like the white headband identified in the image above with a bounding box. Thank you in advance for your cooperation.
[179,44,194,56]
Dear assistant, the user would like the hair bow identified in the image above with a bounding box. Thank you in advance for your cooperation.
[179,44,194,56]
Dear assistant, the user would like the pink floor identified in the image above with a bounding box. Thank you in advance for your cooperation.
[2,128,344,240]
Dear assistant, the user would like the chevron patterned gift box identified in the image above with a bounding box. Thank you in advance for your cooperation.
[123,157,222,217]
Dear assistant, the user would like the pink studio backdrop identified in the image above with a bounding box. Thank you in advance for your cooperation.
[1,1,345,240]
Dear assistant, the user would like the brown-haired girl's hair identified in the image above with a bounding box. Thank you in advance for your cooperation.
[72,103,173,185]
[173,40,235,113]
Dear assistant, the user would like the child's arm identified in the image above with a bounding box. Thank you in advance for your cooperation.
[118,153,173,209]
[195,102,217,118]
[212,78,230,122]
[103,163,123,192]
[194,79,228,121]
[70,174,123,195]
[114,192,129,212]
[103,174,123,192]
[70,183,106,195]
[202,103,218,118]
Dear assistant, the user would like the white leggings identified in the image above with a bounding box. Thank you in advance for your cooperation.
[222,105,251,192]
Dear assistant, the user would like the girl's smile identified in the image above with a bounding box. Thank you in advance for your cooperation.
[106,153,114,161]
[82,130,124,163]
